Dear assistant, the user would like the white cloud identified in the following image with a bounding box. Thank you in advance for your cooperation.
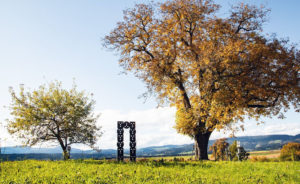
[95,107,300,149]
[96,107,193,149]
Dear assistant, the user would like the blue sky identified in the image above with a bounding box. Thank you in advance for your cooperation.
[0,0,299,149]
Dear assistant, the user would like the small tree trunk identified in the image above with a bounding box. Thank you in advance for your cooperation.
[57,137,69,160]
[194,131,212,160]
[213,147,217,161]
[63,148,70,160]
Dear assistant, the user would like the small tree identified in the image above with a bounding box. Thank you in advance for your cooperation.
[237,147,249,161]
[280,142,300,161]
[209,138,229,161]
[229,140,238,161]
[7,81,102,160]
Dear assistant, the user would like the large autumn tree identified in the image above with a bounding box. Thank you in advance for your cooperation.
[7,81,102,160]
[104,0,300,160]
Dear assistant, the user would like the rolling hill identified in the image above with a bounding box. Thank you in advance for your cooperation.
[1,134,299,160]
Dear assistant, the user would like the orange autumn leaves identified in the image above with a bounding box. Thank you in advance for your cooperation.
[104,0,300,138]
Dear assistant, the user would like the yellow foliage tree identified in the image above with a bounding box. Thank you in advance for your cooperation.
[280,142,300,161]
[209,138,229,161]
[7,81,102,160]
[104,0,300,160]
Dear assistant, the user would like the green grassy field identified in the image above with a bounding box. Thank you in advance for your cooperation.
[0,160,299,184]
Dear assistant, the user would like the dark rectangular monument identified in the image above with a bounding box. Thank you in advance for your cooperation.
[117,121,136,161]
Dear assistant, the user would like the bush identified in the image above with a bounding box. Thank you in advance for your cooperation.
[280,142,300,161]
[173,157,184,162]
[229,141,238,161]
[138,158,149,163]
[238,147,250,161]
[209,138,229,161]
[251,156,280,162]
[251,156,270,162]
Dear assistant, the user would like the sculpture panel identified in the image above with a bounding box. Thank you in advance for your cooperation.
[117,121,136,161]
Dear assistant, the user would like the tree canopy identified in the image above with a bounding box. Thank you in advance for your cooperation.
[229,140,238,161]
[280,142,300,161]
[7,81,102,159]
[104,0,300,160]
[209,138,229,161]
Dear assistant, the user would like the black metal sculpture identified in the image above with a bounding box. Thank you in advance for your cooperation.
[117,121,136,161]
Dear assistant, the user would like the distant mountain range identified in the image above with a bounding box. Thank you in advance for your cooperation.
[1,134,299,160]
[137,134,300,156]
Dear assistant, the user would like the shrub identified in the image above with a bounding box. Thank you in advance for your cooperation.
[173,157,185,162]
[280,142,300,161]
[251,156,270,162]
[138,158,149,163]
[229,141,238,161]
[209,138,229,161]
[238,147,250,161]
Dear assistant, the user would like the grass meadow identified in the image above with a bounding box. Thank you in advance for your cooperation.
[0,159,299,184]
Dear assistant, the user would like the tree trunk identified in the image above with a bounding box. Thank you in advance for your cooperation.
[63,148,70,160]
[194,131,212,160]
[57,137,69,160]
